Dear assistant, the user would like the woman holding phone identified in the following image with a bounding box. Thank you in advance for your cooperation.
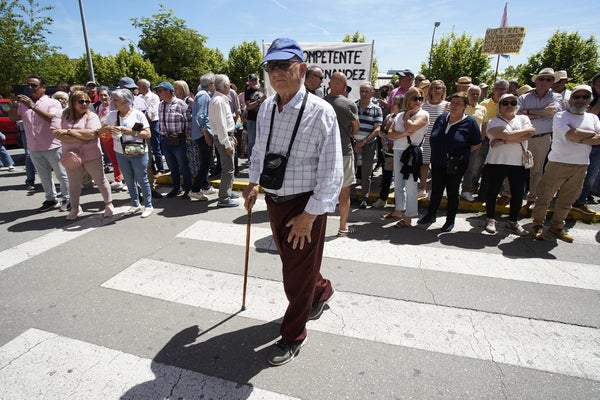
[98,89,153,218]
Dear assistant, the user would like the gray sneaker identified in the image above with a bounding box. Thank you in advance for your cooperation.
[506,221,528,236]
[267,338,306,366]
[308,290,335,320]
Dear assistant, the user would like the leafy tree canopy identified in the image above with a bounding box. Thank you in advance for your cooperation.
[226,41,263,91]
[421,32,491,94]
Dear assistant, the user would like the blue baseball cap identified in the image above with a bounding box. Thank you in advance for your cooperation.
[261,38,304,65]
[118,77,137,89]
[155,81,174,92]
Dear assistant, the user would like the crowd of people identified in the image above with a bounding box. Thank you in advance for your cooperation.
[5,64,600,240]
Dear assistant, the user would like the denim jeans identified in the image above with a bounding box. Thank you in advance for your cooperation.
[577,145,600,203]
[160,136,192,190]
[29,147,69,202]
[116,152,152,208]
[191,136,213,192]
[149,120,164,173]
[0,145,14,167]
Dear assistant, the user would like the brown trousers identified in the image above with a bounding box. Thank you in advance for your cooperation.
[266,193,333,345]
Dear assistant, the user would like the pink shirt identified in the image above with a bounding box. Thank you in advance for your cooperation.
[18,95,63,151]
[60,112,103,162]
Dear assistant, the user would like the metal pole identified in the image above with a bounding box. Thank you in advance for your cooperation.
[78,0,95,82]
[428,22,440,74]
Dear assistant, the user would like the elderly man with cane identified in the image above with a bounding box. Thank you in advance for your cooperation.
[242,38,343,366]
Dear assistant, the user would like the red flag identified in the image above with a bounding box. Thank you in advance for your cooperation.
[500,2,508,27]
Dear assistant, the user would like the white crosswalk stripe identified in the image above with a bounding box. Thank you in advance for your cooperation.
[0,328,300,400]
[177,219,600,291]
[102,258,600,382]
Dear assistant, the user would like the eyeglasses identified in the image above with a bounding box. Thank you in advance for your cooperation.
[412,96,424,102]
[537,77,554,82]
[263,60,300,73]
[500,100,518,106]
[77,99,91,105]
[27,83,40,89]
[315,75,324,81]
[571,94,591,100]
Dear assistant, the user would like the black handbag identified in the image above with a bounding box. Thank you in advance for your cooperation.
[259,93,308,190]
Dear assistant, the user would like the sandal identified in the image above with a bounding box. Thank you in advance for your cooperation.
[394,218,412,228]
[381,212,403,220]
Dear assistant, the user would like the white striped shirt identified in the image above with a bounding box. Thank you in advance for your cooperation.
[249,88,343,215]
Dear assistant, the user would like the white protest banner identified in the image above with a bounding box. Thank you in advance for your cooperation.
[261,41,374,101]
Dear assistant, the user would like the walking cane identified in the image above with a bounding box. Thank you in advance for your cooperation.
[241,209,251,311]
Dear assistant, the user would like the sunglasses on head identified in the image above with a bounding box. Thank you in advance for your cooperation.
[571,94,591,100]
[77,99,91,105]
[263,60,300,73]
[500,100,518,106]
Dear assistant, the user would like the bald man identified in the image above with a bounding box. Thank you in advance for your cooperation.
[325,72,360,235]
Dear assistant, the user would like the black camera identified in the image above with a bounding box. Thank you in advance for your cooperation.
[12,84,31,97]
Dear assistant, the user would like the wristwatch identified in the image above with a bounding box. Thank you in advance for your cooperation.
[29,103,36,110]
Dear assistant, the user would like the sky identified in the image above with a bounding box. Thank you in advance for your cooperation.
[37,0,599,80]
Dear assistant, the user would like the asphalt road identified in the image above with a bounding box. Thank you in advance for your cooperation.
[1,148,599,399]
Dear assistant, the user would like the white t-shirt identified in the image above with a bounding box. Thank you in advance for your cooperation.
[104,109,150,154]
[485,115,531,166]
[549,110,600,165]
[392,109,429,151]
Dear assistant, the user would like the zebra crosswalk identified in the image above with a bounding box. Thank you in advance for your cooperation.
[1,205,599,399]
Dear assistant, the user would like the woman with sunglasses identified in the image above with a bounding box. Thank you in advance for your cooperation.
[52,90,113,220]
[483,93,535,235]
[385,88,429,227]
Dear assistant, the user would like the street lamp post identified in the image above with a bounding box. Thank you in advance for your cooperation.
[428,21,441,73]
[119,36,140,53]
[78,0,95,82]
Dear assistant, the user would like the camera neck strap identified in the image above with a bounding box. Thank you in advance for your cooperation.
[265,91,309,157]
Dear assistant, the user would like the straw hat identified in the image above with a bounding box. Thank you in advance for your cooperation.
[554,70,572,82]
[517,85,533,96]
[531,67,555,83]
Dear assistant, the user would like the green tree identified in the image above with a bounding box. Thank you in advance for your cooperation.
[132,4,213,86]
[71,49,160,87]
[518,31,600,86]
[0,0,56,95]
[226,41,263,90]
[421,32,491,93]
[36,51,76,86]
[342,31,378,84]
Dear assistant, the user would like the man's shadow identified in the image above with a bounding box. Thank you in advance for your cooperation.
[120,315,281,399]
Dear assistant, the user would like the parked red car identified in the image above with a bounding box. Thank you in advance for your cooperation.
[0,99,19,147]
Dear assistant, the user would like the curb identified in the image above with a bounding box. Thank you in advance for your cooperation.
[155,175,599,224]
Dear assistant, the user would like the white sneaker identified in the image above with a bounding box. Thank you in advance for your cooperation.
[141,207,153,218]
[125,205,142,215]
[202,187,217,195]
[189,191,208,201]
[372,198,386,208]
[461,191,475,202]
[110,181,124,191]
[485,218,496,234]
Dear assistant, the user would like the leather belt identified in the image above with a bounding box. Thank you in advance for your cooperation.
[532,132,551,138]
[265,191,312,204]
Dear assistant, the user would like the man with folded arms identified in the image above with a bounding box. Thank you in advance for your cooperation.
[531,85,600,242]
